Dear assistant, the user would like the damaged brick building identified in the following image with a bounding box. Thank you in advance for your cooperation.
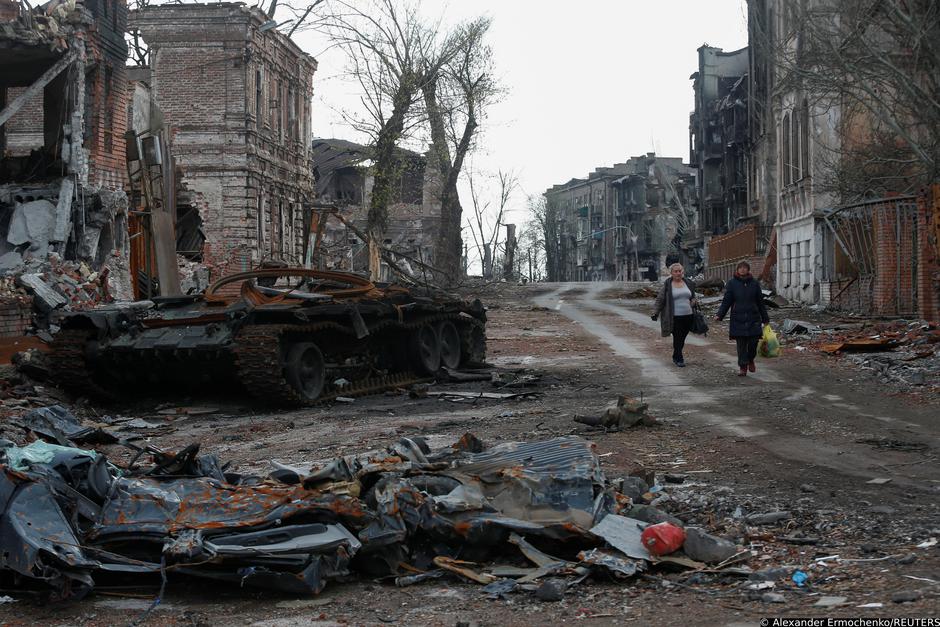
[131,2,317,283]
[1,0,133,339]
[310,138,441,279]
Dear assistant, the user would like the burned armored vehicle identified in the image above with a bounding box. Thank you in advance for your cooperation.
[51,268,486,404]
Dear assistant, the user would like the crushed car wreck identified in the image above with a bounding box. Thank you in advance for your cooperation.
[0,406,694,603]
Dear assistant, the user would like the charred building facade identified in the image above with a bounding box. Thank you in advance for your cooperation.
[132,2,317,283]
[310,138,441,279]
[689,45,749,238]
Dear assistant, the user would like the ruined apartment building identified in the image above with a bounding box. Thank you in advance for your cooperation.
[132,3,316,281]
[689,45,749,238]
[310,138,441,279]
[544,154,696,282]
[689,44,776,281]
[1,0,132,297]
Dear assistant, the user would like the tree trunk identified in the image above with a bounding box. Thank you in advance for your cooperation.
[368,75,414,279]
[423,80,476,286]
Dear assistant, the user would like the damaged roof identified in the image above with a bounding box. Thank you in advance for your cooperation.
[311,138,424,192]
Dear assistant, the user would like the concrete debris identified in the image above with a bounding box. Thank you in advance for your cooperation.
[629,504,685,528]
[0,251,24,272]
[16,273,67,312]
[745,511,792,525]
[782,319,821,335]
[682,527,740,564]
[534,579,566,602]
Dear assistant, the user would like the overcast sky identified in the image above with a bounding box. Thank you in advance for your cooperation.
[293,0,748,232]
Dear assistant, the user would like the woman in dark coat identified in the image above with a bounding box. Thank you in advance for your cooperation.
[651,263,698,367]
[715,261,770,376]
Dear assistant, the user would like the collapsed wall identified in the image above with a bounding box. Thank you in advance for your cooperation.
[0,0,132,338]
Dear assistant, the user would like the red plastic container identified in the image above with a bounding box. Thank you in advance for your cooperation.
[641,522,686,556]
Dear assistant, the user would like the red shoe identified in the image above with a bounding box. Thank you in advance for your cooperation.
[738,367,747,376]
[748,361,756,372]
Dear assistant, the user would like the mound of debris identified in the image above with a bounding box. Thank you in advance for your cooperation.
[0,406,740,603]
[781,318,940,389]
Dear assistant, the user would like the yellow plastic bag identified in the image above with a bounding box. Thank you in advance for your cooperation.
[758,324,780,358]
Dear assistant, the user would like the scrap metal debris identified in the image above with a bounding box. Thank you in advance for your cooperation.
[0,406,731,603]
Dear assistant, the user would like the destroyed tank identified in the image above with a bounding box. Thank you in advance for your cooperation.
[51,268,486,405]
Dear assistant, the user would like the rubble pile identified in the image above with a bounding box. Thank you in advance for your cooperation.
[780,318,940,389]
[0,405,742,603]
[0,0,84,51]
[0,253,114,324]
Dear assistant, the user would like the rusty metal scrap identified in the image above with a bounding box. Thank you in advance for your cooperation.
[0,409,665,602]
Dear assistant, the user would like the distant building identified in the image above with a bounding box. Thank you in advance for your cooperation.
[544,154,696,282]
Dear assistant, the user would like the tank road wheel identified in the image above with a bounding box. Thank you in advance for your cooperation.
[409,324,441,375]
[436,321,462,370]
[284,342,326,402]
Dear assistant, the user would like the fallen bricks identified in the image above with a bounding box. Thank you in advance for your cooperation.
[0,406,743,603]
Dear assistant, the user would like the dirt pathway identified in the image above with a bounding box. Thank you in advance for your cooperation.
[535,281,939,490]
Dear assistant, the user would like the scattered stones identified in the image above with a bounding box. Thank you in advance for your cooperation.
[896,554,917,565]
[869,505,897,515]
[535,578,566,602]
[619,476,649,502]
[682,527,738,564]
[628,504,684,528]
[814,596,847,607]
[749,567,790,582]
[891,590,922,604]
[746,511,791,525]
[761,592,786,603]
[799,483,817,493]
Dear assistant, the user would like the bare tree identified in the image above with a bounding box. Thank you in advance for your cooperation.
[773,0,940,199]
[422,17,499,284]
[318,0,465,279]
[528,194,561,282]
[465,169,516,279]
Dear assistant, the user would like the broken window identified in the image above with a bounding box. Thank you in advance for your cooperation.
[791,107,801,181]
[288,85,296,140]
[781,112,791,186]
[255,68,263,121]
[801,99,810,179]
[256,192,266,258]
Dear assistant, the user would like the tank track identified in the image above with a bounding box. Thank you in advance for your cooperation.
[48,329,116,401]
[231,313,485,407]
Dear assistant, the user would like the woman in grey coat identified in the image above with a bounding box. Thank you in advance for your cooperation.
[651,263,698,367]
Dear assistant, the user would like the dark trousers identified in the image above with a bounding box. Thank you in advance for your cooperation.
[735,336,760,367]
[672,314,694,362]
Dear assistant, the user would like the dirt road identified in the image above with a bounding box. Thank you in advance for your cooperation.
[534,281,940,489]
[3,282,938,626]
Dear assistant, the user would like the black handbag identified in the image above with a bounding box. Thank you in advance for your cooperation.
[691,306,709,335]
